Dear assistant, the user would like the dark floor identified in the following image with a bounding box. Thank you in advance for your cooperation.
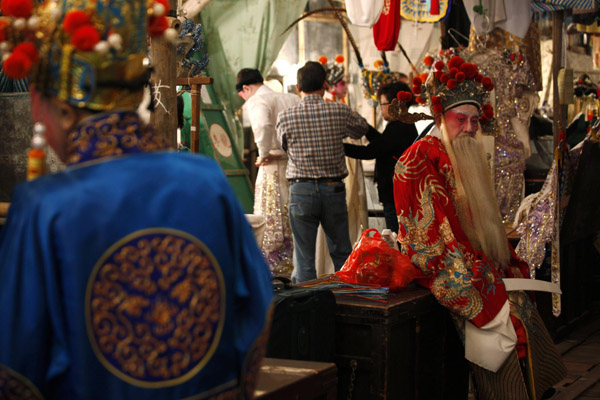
[552,311,600,399]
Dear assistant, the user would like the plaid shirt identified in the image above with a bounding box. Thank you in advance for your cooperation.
[276,94,370,179]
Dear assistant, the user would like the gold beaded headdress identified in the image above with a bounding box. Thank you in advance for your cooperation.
[0,0,174,110]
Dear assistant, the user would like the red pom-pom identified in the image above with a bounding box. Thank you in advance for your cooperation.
[482,104,494,119]
[416,96,426,105]
[397,91,413,102]
[432,103,444,114]
[481,76,492,87]
[0,0,34,18]
[2,51,32,79]
[71,25,100,51]
[318,56,328,65]
[431,95,441,105]
[459,62,478,79]
[155,0,170,14]
[446,79,457,90]
[63,10,91,35]
[335,54,344,64]
[449,67,458,77]
[455,72,465,82]
[13,41,38,63]
[448,56,464,70]
[440,73,449,83]
[475,74,483,82]
[434,70,443,80]
[413,76,422,86]
[484,82,494,91]
[412,85,421,95]
[423,55,434,67]
[434,60,445,71]
[419,72,429,83]
[148,15,168,37]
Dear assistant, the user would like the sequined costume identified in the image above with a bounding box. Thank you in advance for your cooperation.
[394,133,566,399]
[0,112,273,399]
[463,45,539,224]
[245,85,300,277]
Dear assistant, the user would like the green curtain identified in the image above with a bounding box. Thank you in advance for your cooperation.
[199,0,308,150]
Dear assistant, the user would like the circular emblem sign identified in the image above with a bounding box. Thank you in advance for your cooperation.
[86,228,225,388]
[209,123,233,158]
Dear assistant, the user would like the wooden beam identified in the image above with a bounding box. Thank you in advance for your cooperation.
[176,77,214,153]
[552,10,565,145]
[150,16,181,148]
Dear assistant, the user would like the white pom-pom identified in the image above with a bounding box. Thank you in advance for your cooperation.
[27,16,40,30]
[33,122,46,136]
[153,2,166,16]
[107,33,122,51]
[94,41,110,54]
[50,7,62,21]
[142,57,150,67]
[31,133,47,149]
[0,42,11,52]
[164,28,178,42]
[13,18,26,30]
[2,53,10,62]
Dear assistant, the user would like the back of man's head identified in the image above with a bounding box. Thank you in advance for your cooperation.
[297,61,326,93]
[236,68,264,92]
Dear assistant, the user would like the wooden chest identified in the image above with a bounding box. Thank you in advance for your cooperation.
[254,358,337,400]
[334,285,468,399]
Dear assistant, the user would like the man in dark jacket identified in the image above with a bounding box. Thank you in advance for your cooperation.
[344,82,418,232]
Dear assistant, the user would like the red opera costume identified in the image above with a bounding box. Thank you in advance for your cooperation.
[394,135,532,327]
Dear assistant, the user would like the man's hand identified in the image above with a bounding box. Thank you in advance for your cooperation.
[255,153,282,167]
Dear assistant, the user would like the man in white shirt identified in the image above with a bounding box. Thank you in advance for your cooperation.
[237,68,301,277]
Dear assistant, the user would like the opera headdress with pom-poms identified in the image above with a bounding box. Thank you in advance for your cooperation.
[319,54,345,87]
[388,51,495,124]
[0,0,173,110]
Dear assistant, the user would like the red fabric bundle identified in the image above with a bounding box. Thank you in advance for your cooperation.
[372,0,400,51]
[336,229,422,292]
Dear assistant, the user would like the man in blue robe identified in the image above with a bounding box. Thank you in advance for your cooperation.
[0,0,273,399]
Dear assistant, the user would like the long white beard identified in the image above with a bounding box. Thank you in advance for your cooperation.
[451,136,511,269]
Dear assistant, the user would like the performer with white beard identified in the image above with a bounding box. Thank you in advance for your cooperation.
[392,53,566,399]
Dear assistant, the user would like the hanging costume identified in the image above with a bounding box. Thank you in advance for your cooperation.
[0,0,273,398]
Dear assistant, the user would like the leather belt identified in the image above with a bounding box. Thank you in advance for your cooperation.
[288,177,344,184]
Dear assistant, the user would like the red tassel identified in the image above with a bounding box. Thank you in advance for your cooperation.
[14,42,38,63]
[0,0,34,18]
[0,20,8,42]
[71,25,100,51]
[148,15,168,37]
[2,51,32,79]
[430,0,440,15]
[63,10,91,35]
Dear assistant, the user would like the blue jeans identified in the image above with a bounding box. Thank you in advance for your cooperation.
[288,181,352,283]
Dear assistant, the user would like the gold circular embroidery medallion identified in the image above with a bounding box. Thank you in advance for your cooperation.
[85,228,225,388]
[0,365,44,400]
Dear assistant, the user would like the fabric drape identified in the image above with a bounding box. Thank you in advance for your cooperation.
[199,0,308,149]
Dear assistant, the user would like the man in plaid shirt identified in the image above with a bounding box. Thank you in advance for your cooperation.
[277,61,375,283]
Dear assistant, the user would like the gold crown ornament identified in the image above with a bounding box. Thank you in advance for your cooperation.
[0,0,177,110]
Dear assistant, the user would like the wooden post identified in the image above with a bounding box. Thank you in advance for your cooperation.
[552,10,565,143]
[150,15,181,148]
[176,77,213,153]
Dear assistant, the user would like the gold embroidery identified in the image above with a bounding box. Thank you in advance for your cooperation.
[85,228,225,388]
[0,365,44,400]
